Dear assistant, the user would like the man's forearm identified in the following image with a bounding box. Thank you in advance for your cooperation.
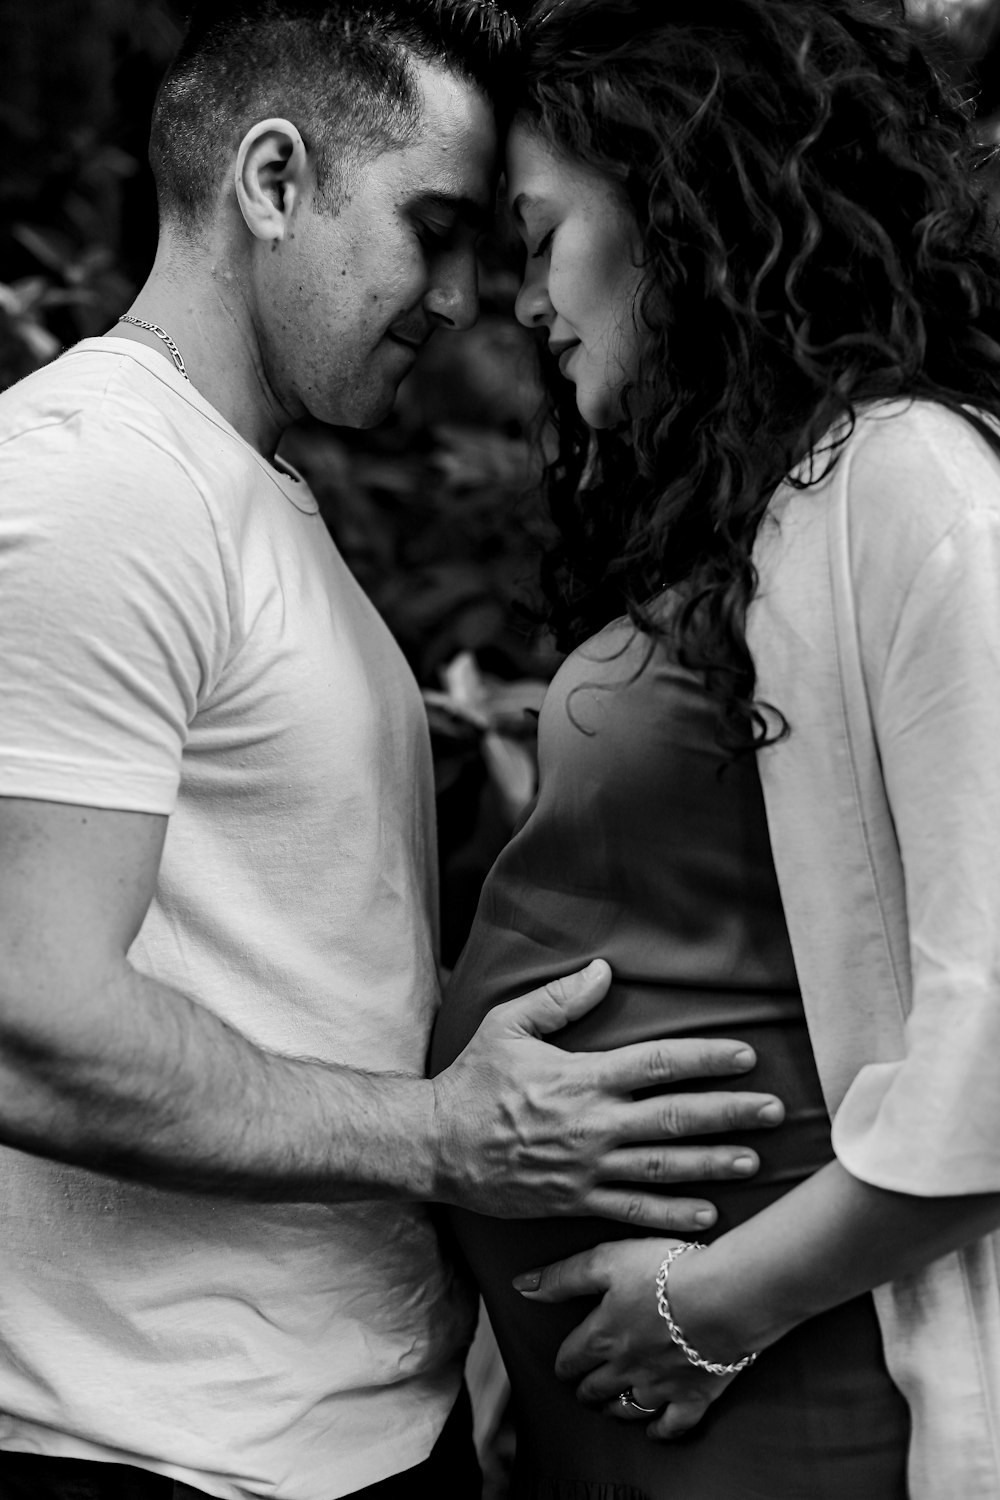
[0,798,788,1229]
[0,958,440,1201]
[0,946,787,1228]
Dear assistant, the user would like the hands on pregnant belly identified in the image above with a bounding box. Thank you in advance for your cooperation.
[511,1237,743,1440]
[430,958,785,1231]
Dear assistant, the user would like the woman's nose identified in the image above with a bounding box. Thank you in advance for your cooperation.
[514,270,551,330]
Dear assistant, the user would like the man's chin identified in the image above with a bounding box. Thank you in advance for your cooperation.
[353,394,398,429]
[315,388,398,431]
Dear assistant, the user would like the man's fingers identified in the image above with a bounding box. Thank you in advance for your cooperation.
[612,1089,784,1141]
[576,1188,723,1232]
[512,1246,611,1301]
[600,1144,761,1185]
[497,959,613,1037]
[590,1037,761,1089]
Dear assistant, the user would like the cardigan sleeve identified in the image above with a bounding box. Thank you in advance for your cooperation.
[832,467,1000,1195]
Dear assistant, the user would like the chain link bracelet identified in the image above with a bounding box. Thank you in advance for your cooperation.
[655,1243,759,1377]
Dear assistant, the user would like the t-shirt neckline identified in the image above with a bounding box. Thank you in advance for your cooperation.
[67,336,319,515]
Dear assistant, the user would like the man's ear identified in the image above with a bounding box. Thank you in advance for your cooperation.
[234,118,309,241]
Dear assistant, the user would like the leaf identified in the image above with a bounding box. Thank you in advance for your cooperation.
[11,223,74,276]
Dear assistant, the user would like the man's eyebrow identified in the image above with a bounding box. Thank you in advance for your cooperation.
[407,191,493,232]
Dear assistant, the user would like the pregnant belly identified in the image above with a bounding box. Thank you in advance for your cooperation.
[435,970,832,1348]
[444,1006,830,1462]
[433,969,832,1220]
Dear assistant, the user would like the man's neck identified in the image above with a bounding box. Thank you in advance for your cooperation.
[110,233,291,459]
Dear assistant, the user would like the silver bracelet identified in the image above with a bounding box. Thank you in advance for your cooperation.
[655,1243,758,1378]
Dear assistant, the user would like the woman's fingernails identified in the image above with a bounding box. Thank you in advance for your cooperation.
[758,1101,783,1123]
[694,1208,716,1227]
[732,1154,757,1175]
[513,1270,542,1293]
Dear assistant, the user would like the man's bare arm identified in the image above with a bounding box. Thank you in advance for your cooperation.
[0,797,783,1225]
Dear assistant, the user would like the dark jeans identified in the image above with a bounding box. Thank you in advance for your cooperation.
[0,1387,482,1500]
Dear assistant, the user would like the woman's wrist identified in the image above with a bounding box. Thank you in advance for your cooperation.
[664,1239,797,1363]
[656,1244,758,1374]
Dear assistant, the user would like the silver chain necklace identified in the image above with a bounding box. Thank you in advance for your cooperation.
[117,315,190,382]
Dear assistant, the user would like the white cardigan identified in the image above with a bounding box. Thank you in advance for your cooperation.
[747,400,1000,1497]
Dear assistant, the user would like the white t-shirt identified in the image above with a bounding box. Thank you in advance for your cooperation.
[0,340,474,1499]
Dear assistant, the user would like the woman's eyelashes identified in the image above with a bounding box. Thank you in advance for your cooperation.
[531,227,555,260]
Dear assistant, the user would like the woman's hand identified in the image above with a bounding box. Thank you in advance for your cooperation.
[513,1239,742,1439]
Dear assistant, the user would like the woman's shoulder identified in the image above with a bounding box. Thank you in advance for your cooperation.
[760,399,1000,643]
[816,398,1000,572]
[841,397,1000,512]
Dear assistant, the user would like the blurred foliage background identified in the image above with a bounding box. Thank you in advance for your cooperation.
[3,0,1000,961]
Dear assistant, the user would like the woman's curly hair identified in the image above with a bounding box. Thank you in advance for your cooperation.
[514,0,1000,748]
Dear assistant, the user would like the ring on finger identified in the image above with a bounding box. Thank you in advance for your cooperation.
[617,1387,659,1414]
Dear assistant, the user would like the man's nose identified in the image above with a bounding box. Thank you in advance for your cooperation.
[425,250,480,331]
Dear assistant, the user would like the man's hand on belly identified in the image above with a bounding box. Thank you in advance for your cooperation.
[0,805,779,1216]
[430,960,785,1231]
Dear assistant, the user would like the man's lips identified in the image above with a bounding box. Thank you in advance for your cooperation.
[386,330,429,354]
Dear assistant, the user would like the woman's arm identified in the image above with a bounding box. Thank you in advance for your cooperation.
[514,1161,1000,1437]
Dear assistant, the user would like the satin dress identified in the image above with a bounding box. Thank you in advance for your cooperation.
[430,614,909,1500]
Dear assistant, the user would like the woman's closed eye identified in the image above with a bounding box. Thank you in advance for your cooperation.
[531,228,555,260]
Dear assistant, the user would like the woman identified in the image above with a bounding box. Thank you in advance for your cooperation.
[431,0,1000,1495]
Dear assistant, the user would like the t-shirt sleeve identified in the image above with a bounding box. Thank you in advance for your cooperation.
[831,455,1000,1193]
[0,411,232,813]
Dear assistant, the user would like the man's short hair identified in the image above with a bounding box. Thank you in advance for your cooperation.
[149,0,518,228]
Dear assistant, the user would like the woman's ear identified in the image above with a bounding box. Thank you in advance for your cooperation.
[234,118,309,241]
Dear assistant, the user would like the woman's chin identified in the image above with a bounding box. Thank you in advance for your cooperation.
[576,396,626,431]
[570,376,630,431]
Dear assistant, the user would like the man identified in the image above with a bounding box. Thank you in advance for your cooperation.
[0,4,781,1498]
